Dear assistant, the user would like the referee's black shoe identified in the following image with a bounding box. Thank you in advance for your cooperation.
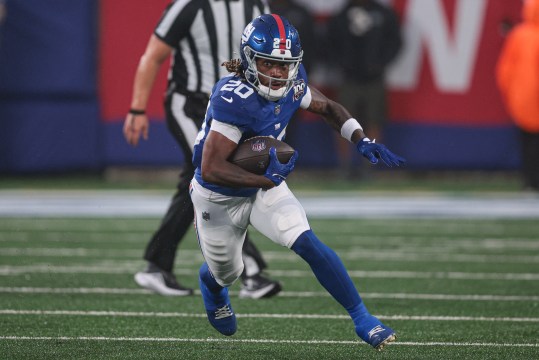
[239,273,282,299]
[134,262,194,296]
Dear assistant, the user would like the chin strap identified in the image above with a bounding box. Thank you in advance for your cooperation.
[257,84,286,101]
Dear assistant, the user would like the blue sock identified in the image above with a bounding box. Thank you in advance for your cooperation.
[199,262,226,302]
[291,230,371,328]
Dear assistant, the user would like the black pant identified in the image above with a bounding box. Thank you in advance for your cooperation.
[520,129,539,190]
[143,92,267,278]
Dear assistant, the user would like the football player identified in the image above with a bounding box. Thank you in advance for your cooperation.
[123,0,281,299]
[190,14,405,351]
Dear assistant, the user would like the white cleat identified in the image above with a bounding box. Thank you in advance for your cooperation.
[134,270,193,296]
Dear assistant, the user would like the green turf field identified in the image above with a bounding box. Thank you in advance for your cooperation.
[1,215,538,359]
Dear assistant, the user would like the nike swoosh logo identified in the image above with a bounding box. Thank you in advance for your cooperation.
[221,96,233,103]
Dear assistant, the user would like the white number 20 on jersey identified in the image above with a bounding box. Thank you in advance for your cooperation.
[221,80,254,99]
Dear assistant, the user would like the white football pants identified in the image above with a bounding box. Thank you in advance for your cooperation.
[190,178,310,287]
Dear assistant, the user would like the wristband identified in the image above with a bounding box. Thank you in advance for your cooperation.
[129,108,146,115]
[340,118,363,142]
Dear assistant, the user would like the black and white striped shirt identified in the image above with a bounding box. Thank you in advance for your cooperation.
[155,0,268,96]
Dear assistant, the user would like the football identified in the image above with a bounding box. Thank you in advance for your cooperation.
[229,136,295,175]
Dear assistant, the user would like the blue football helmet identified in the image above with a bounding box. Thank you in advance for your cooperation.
[240,14,303,101]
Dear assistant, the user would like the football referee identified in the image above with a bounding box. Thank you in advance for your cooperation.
[123,0,282,299]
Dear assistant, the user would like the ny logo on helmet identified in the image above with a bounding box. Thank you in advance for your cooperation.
[242,23,255,44]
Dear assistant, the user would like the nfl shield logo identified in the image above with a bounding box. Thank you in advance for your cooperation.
[251,139,266,152]
[274,105,281,115]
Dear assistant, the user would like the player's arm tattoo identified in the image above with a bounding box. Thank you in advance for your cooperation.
[307,87,366,141]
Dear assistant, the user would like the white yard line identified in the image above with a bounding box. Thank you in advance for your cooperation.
[2,264,538,280]
[1,247,538,264]
[0,309,538,323]
[0,335,537,348]
[2,233,539,251]
[0,287,537,301]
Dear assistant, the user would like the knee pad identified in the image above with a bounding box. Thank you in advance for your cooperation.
[201,262,243,288]
[213,264,244,287]
[219,268,243,287]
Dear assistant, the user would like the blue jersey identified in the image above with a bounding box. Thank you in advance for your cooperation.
[193,64,309,197]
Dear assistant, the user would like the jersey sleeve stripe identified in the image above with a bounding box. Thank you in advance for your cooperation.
[210,119,243,143]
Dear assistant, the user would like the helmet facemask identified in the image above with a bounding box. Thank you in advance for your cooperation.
[243,46,303,101]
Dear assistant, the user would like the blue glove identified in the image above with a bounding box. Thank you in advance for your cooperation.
[264,147,299,186]
[356,138,406,167]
